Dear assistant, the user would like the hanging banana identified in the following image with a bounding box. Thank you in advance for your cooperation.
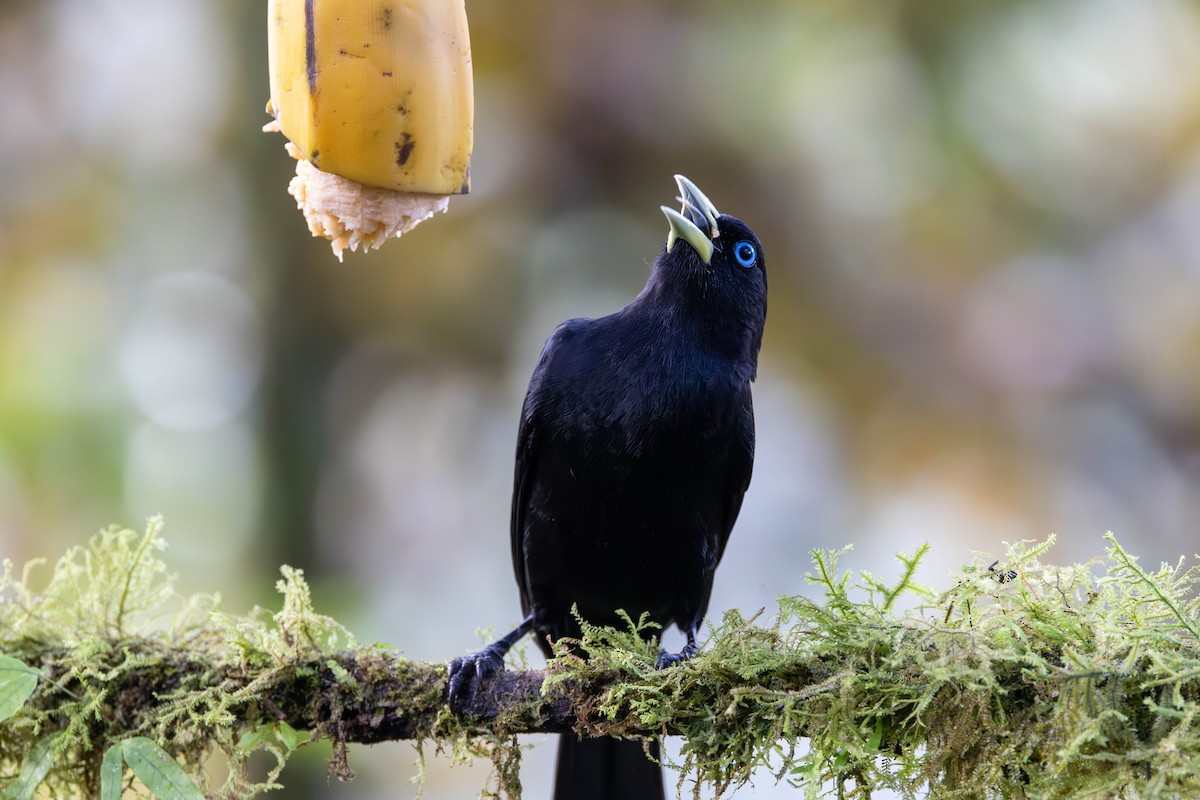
[264,0,473,260]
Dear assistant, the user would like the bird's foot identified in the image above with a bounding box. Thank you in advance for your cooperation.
[446,644,507,710]
[446,616,534,711]
[655,639,698,669]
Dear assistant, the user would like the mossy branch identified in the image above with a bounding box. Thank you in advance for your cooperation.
[6,520,1200,800]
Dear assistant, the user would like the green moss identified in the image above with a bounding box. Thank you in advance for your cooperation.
[0,519,368,798]
[539,536,1200,798]
[6,523,1200,799]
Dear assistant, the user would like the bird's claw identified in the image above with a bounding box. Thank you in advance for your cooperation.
[446,645,506,710]
[655,640,698,670]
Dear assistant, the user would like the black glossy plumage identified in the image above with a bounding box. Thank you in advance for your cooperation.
[448,186,766,800]
[512,215,765,653]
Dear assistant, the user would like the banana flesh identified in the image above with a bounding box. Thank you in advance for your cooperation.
[265,0,473,258]
[283,142,449,260]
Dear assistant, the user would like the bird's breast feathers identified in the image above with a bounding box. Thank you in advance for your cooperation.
[526,310,753,449]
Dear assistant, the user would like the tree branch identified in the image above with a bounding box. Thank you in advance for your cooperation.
[263,655,573,741]
[8,524,1200,800]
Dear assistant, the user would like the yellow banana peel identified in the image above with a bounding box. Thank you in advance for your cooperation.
[264,0,473,260]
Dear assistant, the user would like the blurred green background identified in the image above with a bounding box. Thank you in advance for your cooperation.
[4,0,1200,796]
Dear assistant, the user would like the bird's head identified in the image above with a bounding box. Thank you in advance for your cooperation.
[654,175,767,370]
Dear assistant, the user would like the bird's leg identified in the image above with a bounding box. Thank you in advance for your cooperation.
[446,615,534,709]
[655,622,699,669]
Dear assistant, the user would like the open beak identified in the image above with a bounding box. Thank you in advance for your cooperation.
[661,174,721,265]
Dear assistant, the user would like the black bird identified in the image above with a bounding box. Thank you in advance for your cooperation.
[448,175,767,800]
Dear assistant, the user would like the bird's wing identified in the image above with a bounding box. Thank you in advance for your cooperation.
[510,319,586,615]
[714,392,755,565]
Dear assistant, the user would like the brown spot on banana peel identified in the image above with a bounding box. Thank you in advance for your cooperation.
[304,0,317,94]
[395,134,414,166]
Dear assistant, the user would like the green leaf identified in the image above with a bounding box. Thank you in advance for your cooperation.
[121,738,204,800]
[2,733,60,800]
[99,744,124,800]
[276,721,303,751]
[866,718,884,752]
[0,656,40,722]
[235,726,264,753]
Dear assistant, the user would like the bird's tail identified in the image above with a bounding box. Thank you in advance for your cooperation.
[553,735,664,800]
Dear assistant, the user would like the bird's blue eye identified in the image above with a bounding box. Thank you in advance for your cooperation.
[734,241,756,268]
